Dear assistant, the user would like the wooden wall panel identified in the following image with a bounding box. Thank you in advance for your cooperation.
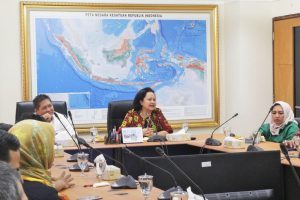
[273,16,300,109]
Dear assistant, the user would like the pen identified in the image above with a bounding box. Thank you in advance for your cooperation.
[114,192,128,195]
[83,184,93,187]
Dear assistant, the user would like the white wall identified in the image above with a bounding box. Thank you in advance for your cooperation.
[0,0,298,135]
[223,1,274,135]
[0,0,22,124]
[271,0,300,17]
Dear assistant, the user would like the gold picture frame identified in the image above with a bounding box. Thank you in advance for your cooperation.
[20,2,219,132]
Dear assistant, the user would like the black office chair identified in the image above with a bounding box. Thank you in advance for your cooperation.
[295,117,300,129]
[0,123,13,131]
[107,100,133,135]
[15,101,68,123]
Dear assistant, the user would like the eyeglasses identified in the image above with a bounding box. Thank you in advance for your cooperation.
[271,111,284,115]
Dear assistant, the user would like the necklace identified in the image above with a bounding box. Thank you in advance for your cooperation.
[140,110,151,119]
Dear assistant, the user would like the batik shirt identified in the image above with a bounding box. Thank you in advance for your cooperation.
[120,108,173,133]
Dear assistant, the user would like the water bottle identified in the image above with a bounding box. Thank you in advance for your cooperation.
[110,126,116,144]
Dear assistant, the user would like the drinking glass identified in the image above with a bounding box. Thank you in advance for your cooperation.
[138,174,153,200]
[90,127,98,144]
[293,136,300,151]
[170,190,188,200]
[252,131,261,144]
[77,153,89,176]
[182,122,189,133]
[223,126,231,137]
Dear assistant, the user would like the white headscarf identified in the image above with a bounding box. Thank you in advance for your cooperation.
[270,101,296,135]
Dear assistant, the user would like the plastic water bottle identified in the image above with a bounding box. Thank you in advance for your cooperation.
[110,126,116,144]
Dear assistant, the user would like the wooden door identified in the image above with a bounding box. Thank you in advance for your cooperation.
[273,14,300,110]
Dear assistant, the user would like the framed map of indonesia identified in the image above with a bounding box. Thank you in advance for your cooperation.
[21,2,219,131]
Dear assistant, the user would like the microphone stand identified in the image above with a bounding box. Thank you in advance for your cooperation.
[280,143,300,189]
[67,111,82,162]
[247,109,272,152]
[68,111,82,151]
[54,112,81,151]
[54,112,88,171]
[145,112,166,142]
[65,111,92,171]
[79,139,137,189]
[205,113,238,146]
[155,147,206,199]
[123,147,182,200]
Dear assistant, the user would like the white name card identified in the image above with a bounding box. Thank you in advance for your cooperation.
[122,127,143,143]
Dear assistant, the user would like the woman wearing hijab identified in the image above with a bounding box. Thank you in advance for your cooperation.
[9,120,73,200]
[259,101,299,143]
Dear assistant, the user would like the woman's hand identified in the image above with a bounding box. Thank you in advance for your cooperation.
[283,140,296,149]
[52,171,74,191]
[143,128,154,137]
[157,131,168,136]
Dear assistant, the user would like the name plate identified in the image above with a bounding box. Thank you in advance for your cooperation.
[122,127,143,143]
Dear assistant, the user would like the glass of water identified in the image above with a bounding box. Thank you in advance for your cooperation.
[182,122,189,133]
[77,152,89,176]
[170,189,188,200]
[293,135,300,151]
[90,127,98,144]
[138,173,153,200]
[223,126,231,137]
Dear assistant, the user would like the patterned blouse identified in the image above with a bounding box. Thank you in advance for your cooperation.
[120,108,173,133]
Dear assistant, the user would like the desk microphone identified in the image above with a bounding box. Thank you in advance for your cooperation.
[67,111,82,151]
[77,138,137,189]
[247,106,273,152]
[123,147,182,200]
[205,113,239,146]
[280,143,300,189]
[67,111,82,150]
[54,112,88,171]
[65,111,90,171]
[144,113,167,142]
[54,112,80,150]
[155,147,206,199]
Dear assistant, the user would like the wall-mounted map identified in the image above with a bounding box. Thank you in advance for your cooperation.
[21,3,219,127]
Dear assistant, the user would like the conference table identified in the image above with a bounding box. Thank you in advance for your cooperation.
[52,153,163,200]
[58,133,300,199]
[63,133,300,166]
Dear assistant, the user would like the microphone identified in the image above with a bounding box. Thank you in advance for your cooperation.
[205,113,239,146]
[123,147,182,200]
[64,111,87,171]
[146,112,155,128]
[280,143,300,189]
[280,143,289,158]
[78,138,137,189]
[143,119,148,129]
[54,112,80,150]
[144,113,167,142]
[155,147,206,199]
[54,112,88,172]
[67,111,82,151]
[247,107,273,152]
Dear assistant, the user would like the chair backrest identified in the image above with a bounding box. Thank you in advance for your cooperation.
[295,117,300,128]
[107,100,133,134]
[15,101,68,123]
[0,123,13,131]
